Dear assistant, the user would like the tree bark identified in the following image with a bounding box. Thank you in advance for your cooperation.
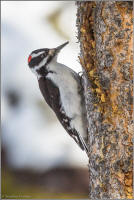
[76,1,133,199]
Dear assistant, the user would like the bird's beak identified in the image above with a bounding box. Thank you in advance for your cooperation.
[55,41,69,51]
[49,41,69,56]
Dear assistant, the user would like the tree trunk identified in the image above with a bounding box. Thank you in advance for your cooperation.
[76,1,133,199]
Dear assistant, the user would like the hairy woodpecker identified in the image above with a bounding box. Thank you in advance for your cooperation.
[28,42,88,154]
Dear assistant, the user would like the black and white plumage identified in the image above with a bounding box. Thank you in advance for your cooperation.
[28,42,88,154]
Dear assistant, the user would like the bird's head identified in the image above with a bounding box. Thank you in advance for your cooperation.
[28,41,69,75]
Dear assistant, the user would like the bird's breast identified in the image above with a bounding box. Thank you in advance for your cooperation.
[46,71,82,117]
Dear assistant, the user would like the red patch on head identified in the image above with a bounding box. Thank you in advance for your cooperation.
[28,55,32,63]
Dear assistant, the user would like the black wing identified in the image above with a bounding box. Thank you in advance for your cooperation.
[38,76,60,110]
[38,77,88,153]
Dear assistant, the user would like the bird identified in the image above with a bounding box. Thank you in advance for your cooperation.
[28,41,88,154]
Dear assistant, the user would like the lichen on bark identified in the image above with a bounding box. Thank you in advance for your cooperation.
[76,1,133,199]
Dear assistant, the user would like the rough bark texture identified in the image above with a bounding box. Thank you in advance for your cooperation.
[76,1,133,199]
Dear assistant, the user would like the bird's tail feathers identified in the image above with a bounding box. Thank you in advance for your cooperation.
[77,134,88,155]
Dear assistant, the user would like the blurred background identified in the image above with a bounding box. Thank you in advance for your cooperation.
[1,1,88,199]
